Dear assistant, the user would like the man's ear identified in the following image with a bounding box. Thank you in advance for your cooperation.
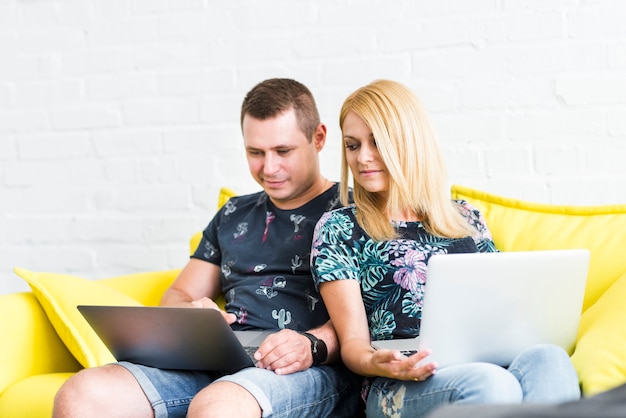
[313,123,327,151]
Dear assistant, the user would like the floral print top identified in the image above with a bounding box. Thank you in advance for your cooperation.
[311,200,497,340]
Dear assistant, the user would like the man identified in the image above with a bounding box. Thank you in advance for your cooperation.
[53,78,363,418]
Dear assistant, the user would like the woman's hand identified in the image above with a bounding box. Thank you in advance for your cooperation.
[370,349,438,382]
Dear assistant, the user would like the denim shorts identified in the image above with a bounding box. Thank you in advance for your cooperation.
[118,361,363,418]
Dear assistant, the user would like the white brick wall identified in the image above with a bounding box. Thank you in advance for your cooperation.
[1,0,625,294]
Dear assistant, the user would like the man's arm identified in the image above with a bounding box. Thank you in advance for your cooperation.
[160,258,236,322]
[161,258,222,306]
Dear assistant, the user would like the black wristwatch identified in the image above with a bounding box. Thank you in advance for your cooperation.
[301,332,328,366]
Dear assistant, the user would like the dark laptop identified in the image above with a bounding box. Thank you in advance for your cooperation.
[77,305,273,372]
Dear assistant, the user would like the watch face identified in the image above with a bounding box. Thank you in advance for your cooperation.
[315,339,328,363]
[303,332,328,365]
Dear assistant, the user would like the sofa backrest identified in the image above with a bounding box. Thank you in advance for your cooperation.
[451,184,626,312]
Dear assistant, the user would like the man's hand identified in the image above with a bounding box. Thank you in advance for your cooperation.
[254,329,313,375]
[190,297,237,324]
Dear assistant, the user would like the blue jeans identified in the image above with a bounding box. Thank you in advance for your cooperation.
[119,361,363,418]
[365,344,581,418]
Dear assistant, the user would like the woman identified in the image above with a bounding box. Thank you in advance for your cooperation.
[310,80,580,418]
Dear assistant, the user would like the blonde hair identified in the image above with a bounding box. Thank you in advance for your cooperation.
[339,79,475,241]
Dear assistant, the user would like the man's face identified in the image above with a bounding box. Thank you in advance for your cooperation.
[242,108,325,209]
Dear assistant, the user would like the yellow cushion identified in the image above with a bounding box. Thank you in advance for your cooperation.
[14,268,141,368]
[571,271,626,396]
[450,184,626,311]
[0,372,74,418]
[11,188,238,371]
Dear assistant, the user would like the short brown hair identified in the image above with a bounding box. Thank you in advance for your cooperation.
[240,78,320,141]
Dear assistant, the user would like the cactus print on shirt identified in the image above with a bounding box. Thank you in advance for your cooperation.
[192,184,344,331]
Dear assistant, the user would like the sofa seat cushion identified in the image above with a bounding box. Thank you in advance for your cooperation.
[0,372,74,418]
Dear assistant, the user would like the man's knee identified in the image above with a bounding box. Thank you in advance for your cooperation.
[188,381,261,418]
[53,365,151,418]
[54,367,103,414]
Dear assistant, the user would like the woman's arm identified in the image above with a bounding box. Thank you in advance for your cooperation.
[319,279,373,373]
[320,279,437,381]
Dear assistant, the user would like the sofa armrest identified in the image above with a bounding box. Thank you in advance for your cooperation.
[0,292,81,395]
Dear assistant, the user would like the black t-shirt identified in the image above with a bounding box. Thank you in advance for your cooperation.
[192,184,343,331]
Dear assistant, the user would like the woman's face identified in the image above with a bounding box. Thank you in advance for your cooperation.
[342,111,389,194]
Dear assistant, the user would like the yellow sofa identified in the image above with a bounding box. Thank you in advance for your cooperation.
[0,270,181,417]
[2,185,626,417]
[0,187,234,418]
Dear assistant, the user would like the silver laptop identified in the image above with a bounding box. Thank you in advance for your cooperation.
[77,305,273,372]
[372,249,590,368]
